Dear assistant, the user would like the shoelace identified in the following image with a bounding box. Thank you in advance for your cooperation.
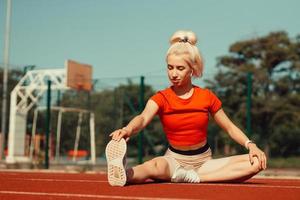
[184,169,200,183]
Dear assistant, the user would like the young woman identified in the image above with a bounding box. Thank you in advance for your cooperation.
[105,30,267,186]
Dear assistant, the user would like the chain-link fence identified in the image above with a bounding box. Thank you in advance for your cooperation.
[1,66,300,166]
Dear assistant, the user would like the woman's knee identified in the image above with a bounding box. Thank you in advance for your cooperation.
[143,157,170,177]
[239,154,261,174]
[249,156,262,174]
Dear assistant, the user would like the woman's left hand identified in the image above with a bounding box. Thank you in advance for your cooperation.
[248,143,267,170]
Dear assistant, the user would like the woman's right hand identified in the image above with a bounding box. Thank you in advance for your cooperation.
[109,127,132,142]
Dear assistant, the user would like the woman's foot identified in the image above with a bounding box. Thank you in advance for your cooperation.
[171,167,201,183]
[105,138,127,186]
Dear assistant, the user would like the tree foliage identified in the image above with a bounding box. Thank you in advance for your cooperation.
[206,31,300,157]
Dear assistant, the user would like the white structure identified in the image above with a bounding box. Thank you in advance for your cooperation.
[6,69,67,163]
[30,106,96,164]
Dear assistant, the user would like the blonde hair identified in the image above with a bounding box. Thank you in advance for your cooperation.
[166,30,204,77]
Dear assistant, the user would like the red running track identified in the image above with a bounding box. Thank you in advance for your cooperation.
[0,171,299,200]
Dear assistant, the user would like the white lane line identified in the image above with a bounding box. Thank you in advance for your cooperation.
[3,178,300,189]
[4,178,106,183]
[168,183,300,189]
[0,191,199,200]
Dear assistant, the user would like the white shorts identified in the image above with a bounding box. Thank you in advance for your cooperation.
[162,146,212,176]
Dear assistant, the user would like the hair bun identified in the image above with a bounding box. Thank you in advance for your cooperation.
[170,30,197,45]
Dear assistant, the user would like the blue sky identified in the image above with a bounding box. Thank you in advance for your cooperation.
[0,0,300,87]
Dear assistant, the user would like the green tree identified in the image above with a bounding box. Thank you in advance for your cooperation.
[207,31,300,157]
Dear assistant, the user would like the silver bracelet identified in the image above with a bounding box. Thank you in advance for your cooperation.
[245,140,255,150]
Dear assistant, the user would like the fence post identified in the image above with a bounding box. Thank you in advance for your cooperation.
[138,76,145,164]
[246,72,252,136]
[45,80,51,169]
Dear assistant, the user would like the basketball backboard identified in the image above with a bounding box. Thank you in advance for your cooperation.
[66,60,92,91]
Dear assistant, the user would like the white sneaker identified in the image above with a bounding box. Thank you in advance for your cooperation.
[105,138,127,186]
[171,167,201,183]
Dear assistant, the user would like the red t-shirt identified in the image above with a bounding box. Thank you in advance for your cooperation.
[150,85,222,146]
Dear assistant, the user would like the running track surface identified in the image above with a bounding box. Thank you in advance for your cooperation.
[0,171,299,200]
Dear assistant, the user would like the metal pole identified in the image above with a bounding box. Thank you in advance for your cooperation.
[73,112,82,162]
[45,80,51,169]
[1,0,12,160]
[246,72,252,135]
[29,109,39,160]
[55,110,62,162]
[138,76,145,164]
[56,90,61,106]
[90,113,96,164]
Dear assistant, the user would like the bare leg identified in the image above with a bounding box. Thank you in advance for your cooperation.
[127,157,171,184]
[197,154,262,183]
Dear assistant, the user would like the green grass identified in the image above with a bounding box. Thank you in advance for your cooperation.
[268,157,300,168]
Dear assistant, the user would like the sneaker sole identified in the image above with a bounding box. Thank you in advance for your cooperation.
[105,138,127,186]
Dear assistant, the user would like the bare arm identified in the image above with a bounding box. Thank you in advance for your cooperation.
[213,109,267,169]
[110,99,159,141]
[213,109,250,147]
